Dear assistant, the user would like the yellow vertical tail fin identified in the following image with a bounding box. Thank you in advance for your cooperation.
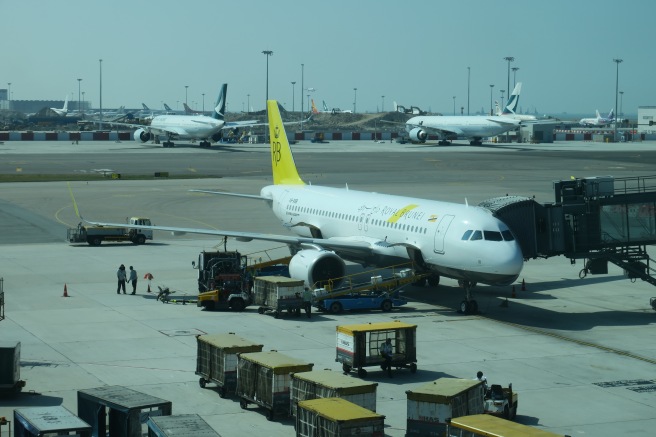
[267,100,304,185]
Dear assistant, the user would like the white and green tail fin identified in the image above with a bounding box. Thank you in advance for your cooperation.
[267,100,304,185]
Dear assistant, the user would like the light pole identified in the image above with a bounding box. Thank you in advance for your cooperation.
[262,50,273,142]
[500,90,505,113]
[247,94,250,114]
[7,82,11,110]
[619,91,624,118]
[98,59,103,123]
[512,67,519,87]
[613,58,623,141]
[503,56,514,106]
[353,88,357,114]
[489,84,494,116]
[301,64,304,117]
[452,96,456,115]
[202,93,205,113]
[381,95,385,112]
[185,85,189,106]
[467,66,470,115]
[77,78,82,114]
[82,91,85,113]
[291,82,296,113]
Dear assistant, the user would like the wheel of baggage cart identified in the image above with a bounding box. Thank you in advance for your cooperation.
[240,399,248,409]
[274,310,280,319]
[357,367,367,378]
[342,363,351,374]
[198,377,207,388]
[381,300,393,312]
[330,301,343,314]
[217,386,227,398]
[258,307,264,314]
[230,298,245,312]
[295,308,301,317]
[266,409,275,421]
[410,363,417,374]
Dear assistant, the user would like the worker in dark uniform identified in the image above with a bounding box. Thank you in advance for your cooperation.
[380,338,393,378]
[116,264,127,294]
[302,287,313,318]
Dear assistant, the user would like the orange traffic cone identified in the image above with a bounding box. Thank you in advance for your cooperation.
[521,278,526,291]
[63,283,69,297]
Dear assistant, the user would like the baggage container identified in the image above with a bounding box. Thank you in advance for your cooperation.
[147,414,221,437]
[196,333,263,398]
[406,378,484,436]
[447,414,566,437]
[295,397,385,437]
[290,369,378,417]
[14,406,92,437]
[253,276,305,318]
[77,385,172,437]
[0,340,25,396]
[336,321,417,377]
[237,351,313,420]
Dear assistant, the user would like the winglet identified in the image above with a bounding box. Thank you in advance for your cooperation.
[267,100,304,185]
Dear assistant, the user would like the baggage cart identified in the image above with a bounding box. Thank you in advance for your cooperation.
[77,385,172,437]
[336,321,417,377]
[253,276,305,318]
[290,369,378,417]
[236,351,313,420]
[14,406,92,437]
[0,341,25,397]
[295,397,385,437]
[195,333,263,398]
[446,414,566,437]
[147,414,221,437]
[406,378,484,436]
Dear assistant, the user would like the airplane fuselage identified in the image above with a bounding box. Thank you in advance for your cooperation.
[406,115,520,141]
[149,115,224,140]
[261,184,524,286]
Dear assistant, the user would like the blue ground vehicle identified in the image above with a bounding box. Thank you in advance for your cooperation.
[317,290,408,314]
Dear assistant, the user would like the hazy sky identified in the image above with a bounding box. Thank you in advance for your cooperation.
[1,0,653,116]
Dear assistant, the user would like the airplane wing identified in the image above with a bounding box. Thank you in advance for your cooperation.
[83,217,374,254]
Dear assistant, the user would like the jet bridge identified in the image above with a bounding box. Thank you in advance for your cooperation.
[480,175,656,308]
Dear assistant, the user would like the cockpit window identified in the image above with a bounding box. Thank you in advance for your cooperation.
[502,230,515,241]
[470,230,483,240]
[483,230,503,241]
[461,230,473,240]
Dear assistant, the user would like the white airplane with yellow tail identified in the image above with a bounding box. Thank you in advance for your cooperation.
[85,100,524,313]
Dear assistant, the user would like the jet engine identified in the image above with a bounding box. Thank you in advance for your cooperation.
[288,249,346,288]
[134,128,151,143]
[211,131,223,142]
[408,127,427,143]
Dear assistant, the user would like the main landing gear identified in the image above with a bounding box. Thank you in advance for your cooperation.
[469,138,483,146]
[458,280,478,315]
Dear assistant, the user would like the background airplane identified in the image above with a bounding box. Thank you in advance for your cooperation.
[50,96,69,116]
[85,99,524,314]
[495,83,537,121]
[580,109,614,127]
[404,114,521,145]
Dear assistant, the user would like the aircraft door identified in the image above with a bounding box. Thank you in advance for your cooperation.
[433,214,455,254]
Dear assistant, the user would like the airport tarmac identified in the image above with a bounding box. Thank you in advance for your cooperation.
[1,139,656,436]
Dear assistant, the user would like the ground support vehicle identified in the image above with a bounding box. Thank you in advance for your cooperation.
[336,321,417,378]
[446,414,565,437]
[195,333,263,398]
[314,265,428,314]
[194,250,290,312]
[0,341,26,397]
[484,384,518,420]
[405,378,484,436]
[253,276,305,318]
[236,351,313,421]
[295,398,385,437]
[289,369,378,417]
[67,217,153,246]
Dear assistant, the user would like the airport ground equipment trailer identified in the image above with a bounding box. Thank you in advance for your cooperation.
[446,414,565,437]
[405,378,485,437]
[295,398,385,437]
[483,383,518,420]
[195,333,263,398]
[313,264,428,314]
[236,351,314,421]
[0,341,26,397]
[253,275,305,318]
[336,321,417,378]
[67,217,153,246]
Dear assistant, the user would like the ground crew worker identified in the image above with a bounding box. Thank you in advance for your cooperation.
[302,287,313,318]
[380,338,393,378]
[476,370,489,394]
[116,264,127,294]
[128,266,138,295]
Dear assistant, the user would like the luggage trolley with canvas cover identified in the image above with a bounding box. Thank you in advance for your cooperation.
[336,321,417,377]
[195,333,264,398]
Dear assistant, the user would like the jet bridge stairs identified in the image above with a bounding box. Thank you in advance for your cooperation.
[480,175,656,310]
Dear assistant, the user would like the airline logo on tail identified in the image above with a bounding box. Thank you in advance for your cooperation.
[268,100,304,186]
[502,82,522,115]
